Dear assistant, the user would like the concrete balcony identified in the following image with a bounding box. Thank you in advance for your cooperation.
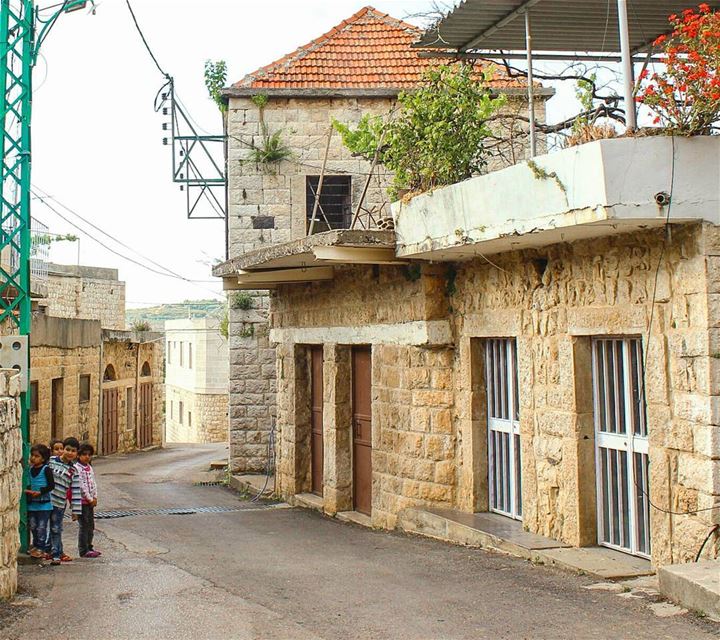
[391,136,720,261]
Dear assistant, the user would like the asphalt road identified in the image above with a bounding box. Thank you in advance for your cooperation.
[2,444,719,640]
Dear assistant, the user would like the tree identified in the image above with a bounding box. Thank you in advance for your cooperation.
[335,63,505,197]
[204,59,228,114]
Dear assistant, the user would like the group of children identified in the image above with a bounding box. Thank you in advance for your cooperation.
[24,436,101,565]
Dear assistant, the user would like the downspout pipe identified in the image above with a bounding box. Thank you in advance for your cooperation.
[525,10,536,158]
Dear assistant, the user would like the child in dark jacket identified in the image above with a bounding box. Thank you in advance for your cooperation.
[25,444,54,559]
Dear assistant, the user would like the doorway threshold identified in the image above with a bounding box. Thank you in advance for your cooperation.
[399,507,652,580]
[336,510,372,528]
[293,492,324,513]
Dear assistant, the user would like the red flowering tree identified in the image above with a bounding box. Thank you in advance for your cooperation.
[636,4,720,134]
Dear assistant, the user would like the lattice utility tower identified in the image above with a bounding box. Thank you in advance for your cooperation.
[0,0,91,550]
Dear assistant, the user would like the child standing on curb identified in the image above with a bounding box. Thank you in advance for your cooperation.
[75,443,101,558]
[25,444,54,559]
[48,437,82,565]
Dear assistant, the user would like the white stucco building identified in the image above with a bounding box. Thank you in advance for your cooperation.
[165,318,228,443]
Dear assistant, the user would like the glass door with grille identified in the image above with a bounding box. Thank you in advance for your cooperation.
[592,337,650,558]
[486,338,522,520]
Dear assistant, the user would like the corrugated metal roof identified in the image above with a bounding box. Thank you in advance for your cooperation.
[418,1,720,53]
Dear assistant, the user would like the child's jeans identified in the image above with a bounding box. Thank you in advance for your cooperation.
[28,510,50,553]
[78,504,95,556]
[50,506,65,559]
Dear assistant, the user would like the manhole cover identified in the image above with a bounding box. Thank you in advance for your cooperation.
[94,505,248,520]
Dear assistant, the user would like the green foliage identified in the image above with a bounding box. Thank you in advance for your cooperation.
[131,320,151,332]
[239,323,254,338]
[250,93,269,109]
[334,64,505,198]
[230,292,253,310]
[219,309,229,339]
[248,124,292,166]
[204,60,228,113]
[32,233,78,246]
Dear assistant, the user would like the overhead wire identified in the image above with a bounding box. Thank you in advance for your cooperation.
[30,189,223,297]
[125,0,169,79]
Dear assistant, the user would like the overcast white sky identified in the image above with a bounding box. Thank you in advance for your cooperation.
[31,0,588,307]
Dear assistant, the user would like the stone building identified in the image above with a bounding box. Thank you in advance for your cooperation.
[215,135,720,570]
[43,263,125,330]
[165,317,228,443]
[220,6,545,474]
[28,263,163,454]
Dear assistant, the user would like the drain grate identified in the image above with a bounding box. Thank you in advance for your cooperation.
[94,505,245,520]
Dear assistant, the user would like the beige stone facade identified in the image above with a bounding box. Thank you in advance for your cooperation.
[164,318,228,445]
[43,263,125,331]
[267,223,720,567]
[102,335,164,453]
[0,371,22,599]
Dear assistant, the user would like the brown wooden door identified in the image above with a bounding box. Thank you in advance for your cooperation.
[138,382,153,449]
[51,378,63,440]
[352,347,372,515]
[310,346,324,496]
[102,388,119,455]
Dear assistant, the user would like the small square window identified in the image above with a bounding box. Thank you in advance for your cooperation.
[306,175,352,233]
[79,374,91,403]
[29,381,38,412]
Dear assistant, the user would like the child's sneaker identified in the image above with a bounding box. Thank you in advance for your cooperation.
[29,549,44,559]
[50,558,61,566]
[60,554,72,562]
[82,550,101,558]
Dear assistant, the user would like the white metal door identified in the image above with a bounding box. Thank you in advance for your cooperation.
[486,338,522,520]
[592,337,650,558]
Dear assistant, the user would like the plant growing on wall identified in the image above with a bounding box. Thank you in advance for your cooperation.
[131,320,151,332]
[637,4,720,135]
[230,292,253,310]
[204,59,228,114]
[334,63,505,198]
[244,93,292,168]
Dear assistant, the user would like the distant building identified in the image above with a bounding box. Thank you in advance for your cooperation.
[164,318,228,443]
[29,263,163,454]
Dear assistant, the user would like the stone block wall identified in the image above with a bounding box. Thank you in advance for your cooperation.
[102,339,164,452]
[228,294,276,473]
[166,384,228,443]
[269,222,720,567]
[29,344,100,446]
[45,265,125,331]
[0,371,22,600]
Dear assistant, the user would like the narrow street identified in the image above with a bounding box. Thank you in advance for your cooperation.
[2,445,718,640]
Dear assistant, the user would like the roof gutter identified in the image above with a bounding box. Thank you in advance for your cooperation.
[222,86,554,100]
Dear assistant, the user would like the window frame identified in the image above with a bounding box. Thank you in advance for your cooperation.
[79,374,91,404]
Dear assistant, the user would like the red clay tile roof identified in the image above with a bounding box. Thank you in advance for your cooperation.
[233,6,526,91]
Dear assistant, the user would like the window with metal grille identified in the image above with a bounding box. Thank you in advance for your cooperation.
[592,337,650,558]
[306,175,352,233]
[79,374,91,403]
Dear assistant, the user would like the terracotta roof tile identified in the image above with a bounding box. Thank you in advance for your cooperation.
[233,6,526,91]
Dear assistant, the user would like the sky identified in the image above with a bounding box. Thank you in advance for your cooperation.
[29,0,598,308]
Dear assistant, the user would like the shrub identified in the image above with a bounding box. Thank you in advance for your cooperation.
[131,320,151,332]
[334,63,505,198]
[636,4,720,134]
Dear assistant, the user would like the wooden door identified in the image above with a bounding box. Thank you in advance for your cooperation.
[352,347,372,515]
[310,346,324,496]
[102,388,119,455]
[51,378,63,440]
[138,382,153,449]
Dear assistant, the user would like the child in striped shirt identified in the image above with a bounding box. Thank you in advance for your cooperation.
[48,437,82,565]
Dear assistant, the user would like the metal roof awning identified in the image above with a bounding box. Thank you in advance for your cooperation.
[418,0,720,55]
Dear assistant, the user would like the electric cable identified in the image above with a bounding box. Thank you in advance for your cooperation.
[31,184,216,283]
[30,189,222,296]
[125,0,169,79]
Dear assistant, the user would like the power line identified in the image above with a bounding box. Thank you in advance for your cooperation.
[125,0,169,79]
[30,189,223,297]
[32,184,215,283]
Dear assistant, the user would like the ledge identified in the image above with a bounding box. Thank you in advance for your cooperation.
[391,136,720,261]
[269,320,453,347]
